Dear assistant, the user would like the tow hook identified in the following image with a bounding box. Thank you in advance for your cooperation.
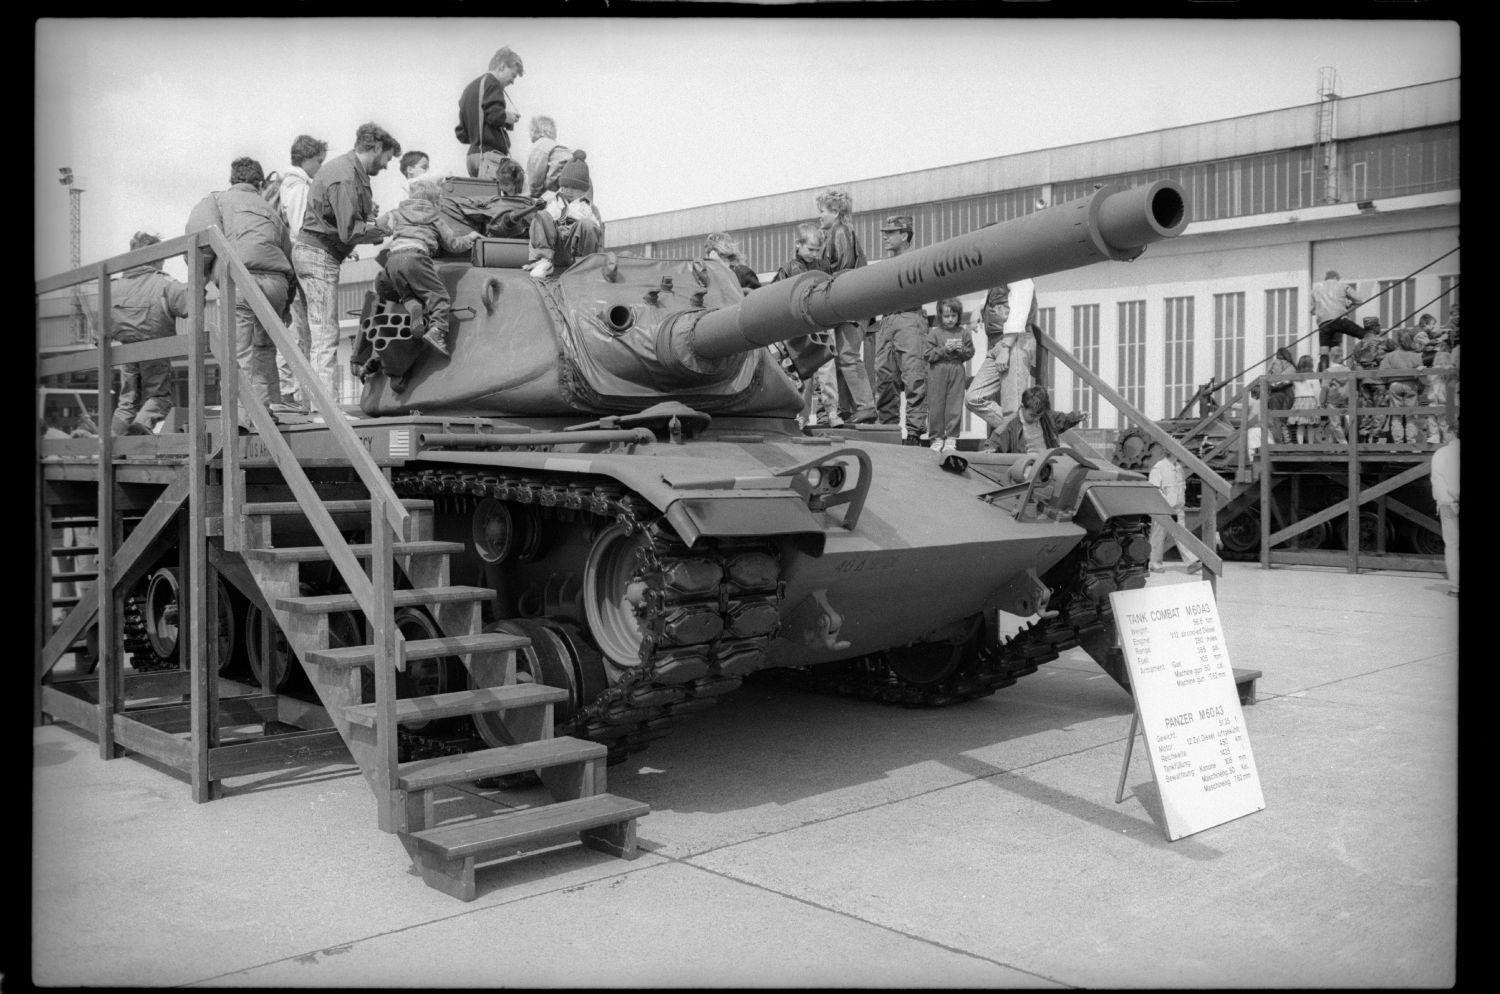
[811,588,851,651]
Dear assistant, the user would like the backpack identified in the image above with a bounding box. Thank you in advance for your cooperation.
[260,172,284,219]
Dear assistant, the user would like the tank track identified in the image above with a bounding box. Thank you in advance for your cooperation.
[392,468,785,758]
[122,592,176,672]
[755,518,1150,708]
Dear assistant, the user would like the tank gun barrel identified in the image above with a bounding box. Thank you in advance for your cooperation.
[681,180,1187,362]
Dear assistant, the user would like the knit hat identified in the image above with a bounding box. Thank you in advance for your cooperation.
[880,214,913,233]
[557,150,591,193]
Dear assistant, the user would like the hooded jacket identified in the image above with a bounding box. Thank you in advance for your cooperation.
[379,198,477,257]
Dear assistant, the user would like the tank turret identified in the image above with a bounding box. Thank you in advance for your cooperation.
[356,181,1186,418]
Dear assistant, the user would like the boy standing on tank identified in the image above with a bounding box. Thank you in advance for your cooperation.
[814,188,877,425]
[773,222,840,427]
[376,177,481,357]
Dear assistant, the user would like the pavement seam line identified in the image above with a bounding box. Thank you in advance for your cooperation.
[184,857,661,985]
[672,857,1073,986]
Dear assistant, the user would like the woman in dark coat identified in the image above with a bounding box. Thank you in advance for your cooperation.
[1265,346,1297,443]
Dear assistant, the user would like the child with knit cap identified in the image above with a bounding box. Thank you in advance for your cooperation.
[526,150,602,280]
[375,177,481,357]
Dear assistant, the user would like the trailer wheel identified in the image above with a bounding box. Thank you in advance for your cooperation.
[139,569,239,674]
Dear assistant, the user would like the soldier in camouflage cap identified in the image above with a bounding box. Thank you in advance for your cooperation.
[873,215,931,443]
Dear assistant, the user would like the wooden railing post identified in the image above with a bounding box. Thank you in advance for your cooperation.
[372,499,402,832]
[220,268,241,552]
[94,264,122,759]
[1258,376,1271,570]
[187,237,219,802]
[1347,368,1362,574]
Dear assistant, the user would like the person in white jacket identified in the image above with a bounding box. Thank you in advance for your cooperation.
[1148,441,1201,573]
[274,134,327,411]
[1430,429,1459,596]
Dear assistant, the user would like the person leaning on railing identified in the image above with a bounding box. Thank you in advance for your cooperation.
[1380,329,1425,446]
[1264,347,1296,443]
[187,156,299,426]
[107,231,191,437]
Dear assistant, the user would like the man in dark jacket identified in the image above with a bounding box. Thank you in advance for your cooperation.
[109,232,190,436]
[456,47,524,178]
[292,122,399,405]
[187,157,299,419]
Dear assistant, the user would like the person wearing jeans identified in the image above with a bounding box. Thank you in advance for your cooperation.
[294,122,400,406]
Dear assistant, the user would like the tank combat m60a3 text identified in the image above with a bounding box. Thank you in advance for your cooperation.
[332,179,1189,759]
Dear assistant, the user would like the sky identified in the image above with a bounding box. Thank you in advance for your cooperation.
[34,17,1459,281]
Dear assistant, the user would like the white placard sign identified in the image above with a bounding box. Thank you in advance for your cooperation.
[1109,580,1264,840]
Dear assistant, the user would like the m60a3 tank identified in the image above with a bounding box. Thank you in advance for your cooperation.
[348,180,1189,757]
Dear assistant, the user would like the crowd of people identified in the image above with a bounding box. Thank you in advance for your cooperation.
[1262,300,1459,448]
[712,192,1078,454]
[88,45,601,433]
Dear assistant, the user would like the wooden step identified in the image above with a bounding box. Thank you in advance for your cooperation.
[399,737,606,792]
[406,793,649,901]
[52,596,82,608]
[274,585,492,615]
[241,499,433,516]
[51,546,98,557]
[51,570,98,582]
[243,540,464,563]
[306,632,530,669]
[409,793,649,859]
[342,683,566,728]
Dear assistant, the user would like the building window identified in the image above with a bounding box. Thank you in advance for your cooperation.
[1116,300,1146,429]
[1036,306,1056,389]
[1350,160,1368,203]
[1378,278,1417,329]
[1164,296,1195,417]
[1438,275,1459,326]
[1213,292,1246,391]
[1070,304,1100,428]
[1264,287,1298,358]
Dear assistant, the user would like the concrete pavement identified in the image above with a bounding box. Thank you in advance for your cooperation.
[30,562,1459,987]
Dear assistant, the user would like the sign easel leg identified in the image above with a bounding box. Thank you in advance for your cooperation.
[1116,708,1140,804]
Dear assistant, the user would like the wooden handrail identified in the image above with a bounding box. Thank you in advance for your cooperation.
[1038,333,1231,497]
[203,227,410,542]
[39,334,210,379]
[35,231,205,296]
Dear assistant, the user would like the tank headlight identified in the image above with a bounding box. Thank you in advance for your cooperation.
[805,467,823,490]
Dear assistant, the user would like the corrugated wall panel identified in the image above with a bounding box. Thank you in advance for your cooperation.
[607,79,1457,246]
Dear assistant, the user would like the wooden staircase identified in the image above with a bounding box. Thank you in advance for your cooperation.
[36,226,646,903]
[229,489,649,900]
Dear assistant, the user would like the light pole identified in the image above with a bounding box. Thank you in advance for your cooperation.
[58,166,88,342]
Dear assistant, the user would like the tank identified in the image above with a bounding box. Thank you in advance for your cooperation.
[343,180,1190,757]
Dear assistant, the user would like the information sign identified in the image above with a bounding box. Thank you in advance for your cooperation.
[1109,580,1264,840]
